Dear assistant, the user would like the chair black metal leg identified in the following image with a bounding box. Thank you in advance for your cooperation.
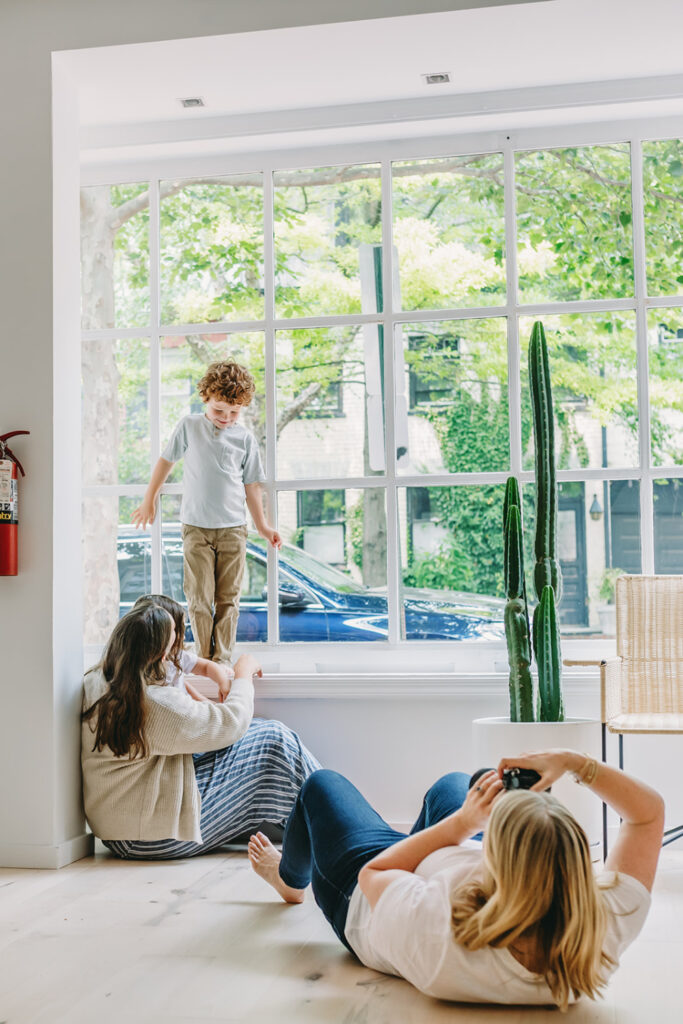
[616,734,680,848]
[601,722,608,861]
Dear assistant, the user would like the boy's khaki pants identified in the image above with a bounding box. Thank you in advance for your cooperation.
[182,524,248,663]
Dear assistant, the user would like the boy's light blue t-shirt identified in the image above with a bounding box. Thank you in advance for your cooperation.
[162,414,265,528]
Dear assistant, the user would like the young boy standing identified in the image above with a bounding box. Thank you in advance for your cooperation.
[132,361,281,664]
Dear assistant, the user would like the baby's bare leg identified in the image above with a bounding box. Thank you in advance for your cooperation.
[247,831,305,904]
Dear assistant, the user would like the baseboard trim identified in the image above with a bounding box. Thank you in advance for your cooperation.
[0,831,94,869]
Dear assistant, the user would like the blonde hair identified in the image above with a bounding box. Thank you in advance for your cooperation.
[451,791,615,1011]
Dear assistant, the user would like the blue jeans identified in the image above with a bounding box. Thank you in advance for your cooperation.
[277,768,472,951]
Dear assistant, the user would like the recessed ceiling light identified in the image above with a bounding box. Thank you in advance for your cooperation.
[422,72,451,86]
[180,97,205,108]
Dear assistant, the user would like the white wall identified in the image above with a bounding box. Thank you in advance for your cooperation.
[0,0,469,869]
[255,679,683,837]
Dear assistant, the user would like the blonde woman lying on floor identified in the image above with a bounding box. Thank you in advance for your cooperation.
[248,749,663,1011]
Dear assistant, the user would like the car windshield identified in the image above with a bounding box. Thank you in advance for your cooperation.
[269,540,367,595]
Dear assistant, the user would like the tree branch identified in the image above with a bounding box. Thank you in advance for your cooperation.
[106,158,506,231]
[276,381,323,435]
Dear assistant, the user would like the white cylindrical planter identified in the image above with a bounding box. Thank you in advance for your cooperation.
[472,717,602,858]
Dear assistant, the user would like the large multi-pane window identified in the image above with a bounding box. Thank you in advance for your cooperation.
[81,131,683,651]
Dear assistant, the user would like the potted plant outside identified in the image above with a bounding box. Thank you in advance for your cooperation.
[473,322,601,849]
[596,567,625,635]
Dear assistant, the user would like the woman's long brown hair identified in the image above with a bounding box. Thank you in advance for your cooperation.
[82,605,173,759]
[133,594,185,671]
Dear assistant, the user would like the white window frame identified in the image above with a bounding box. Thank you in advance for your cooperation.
[81,113,683,672]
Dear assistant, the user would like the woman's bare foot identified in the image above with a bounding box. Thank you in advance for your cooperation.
[247,831,305,904]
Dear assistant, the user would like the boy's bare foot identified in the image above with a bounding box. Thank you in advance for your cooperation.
[247,831,305,904]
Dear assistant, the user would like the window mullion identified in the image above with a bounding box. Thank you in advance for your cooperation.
[264,168,279,642]
[149,177,163,593]
[630,138,655,573]
[382,157,399,644]
[504,142,522,479]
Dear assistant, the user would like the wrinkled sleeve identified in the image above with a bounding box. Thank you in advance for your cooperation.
[366,873,451,991]
[146,677,254,755]
[242,432,265,484]
[162,418,189,464]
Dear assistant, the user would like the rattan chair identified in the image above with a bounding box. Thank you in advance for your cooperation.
[565,574,683,857]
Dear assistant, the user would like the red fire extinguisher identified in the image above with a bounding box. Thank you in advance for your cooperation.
[0,430,30,576]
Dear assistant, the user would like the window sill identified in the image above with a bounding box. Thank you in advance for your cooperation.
[190,668,600,700]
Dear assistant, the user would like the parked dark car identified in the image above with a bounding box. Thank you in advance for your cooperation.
[117,526,505,642]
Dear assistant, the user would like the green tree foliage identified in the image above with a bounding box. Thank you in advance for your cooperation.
[643,139,683,296]
[516,145,634,302]
[402,389,523,598]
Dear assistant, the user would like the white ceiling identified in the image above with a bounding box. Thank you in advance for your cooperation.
[67,0,683,164]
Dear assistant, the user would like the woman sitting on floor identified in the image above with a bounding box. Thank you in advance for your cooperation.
[248,750,663,1011]
[81,602,319,859]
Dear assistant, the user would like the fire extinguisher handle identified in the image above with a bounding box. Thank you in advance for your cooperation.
[0,430,30,443]
[0,430,30,477]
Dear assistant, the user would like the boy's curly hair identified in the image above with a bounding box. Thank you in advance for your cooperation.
[197,361,255,405]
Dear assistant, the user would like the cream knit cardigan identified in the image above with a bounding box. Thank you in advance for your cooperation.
[81,668,254,843]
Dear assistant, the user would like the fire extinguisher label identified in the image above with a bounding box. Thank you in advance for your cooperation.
[0,460,17,524]
[0,461,10,502]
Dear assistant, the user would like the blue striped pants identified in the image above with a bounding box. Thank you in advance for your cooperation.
[103,718,320,860]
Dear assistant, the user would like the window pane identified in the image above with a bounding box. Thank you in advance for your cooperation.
[160,174,264,325]
[399,485,506,640]
[274,163,381,318]
[555,480,641,637]
[276,326,384,479]
[81,183,150,330]
[83,496,139,645]
[160,494,186,606]
[277,488,387,642]
[647,310,683,466]
[654,478,683,574]
[392,154,506,311]
[160,332,265,484]
[397,318,509,475]
[643,139,683,297]
[525,479,641,638]
[519,313,638,472]
[82,337,150,486]
[516,144,633,302]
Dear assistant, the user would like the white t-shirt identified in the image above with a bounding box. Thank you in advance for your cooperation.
[165,649,199,692]
[345,842,651,1006]
[162,414,265,528]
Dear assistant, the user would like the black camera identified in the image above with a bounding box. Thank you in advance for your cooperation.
[501,767,541,790]
[468,767,541,791]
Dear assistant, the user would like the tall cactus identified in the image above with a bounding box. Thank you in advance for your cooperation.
[502,321,564,722]
[504,495,533,722]
[503,476,531,640]
[529,321,562,606]
[535,585,564,721]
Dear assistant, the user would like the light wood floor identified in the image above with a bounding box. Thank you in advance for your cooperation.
[1,845,681,1023]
